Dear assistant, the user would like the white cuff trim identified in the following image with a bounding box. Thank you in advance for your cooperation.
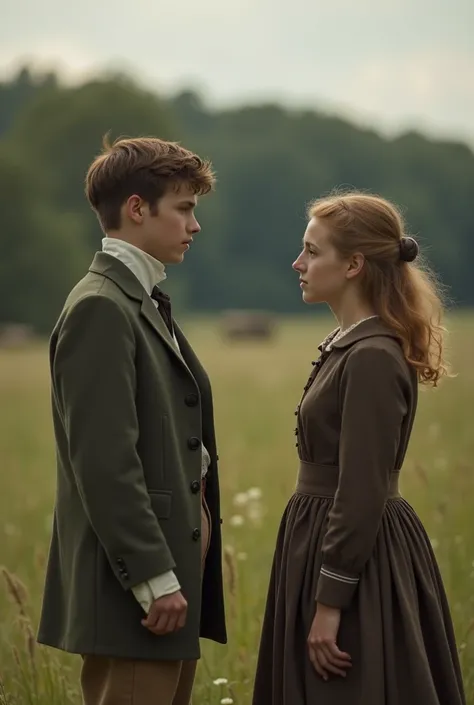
[320,567,359,585]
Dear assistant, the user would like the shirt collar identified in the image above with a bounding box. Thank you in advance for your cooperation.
[101,237,166,296]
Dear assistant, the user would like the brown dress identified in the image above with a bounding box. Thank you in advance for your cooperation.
[252,318,465,705]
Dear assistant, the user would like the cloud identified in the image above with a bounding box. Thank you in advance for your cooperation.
[0,0,472,142]
[341,49,474,136]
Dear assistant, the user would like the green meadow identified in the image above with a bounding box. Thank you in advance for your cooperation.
[1,316,473,704]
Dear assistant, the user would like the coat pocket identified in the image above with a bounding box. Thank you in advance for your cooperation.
[148,490,172,519]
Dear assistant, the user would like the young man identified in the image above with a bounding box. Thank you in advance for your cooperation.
[37,137,227,705]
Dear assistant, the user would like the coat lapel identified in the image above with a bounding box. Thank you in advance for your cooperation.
[89,251,194,378]
[174,323,208,395]
[139,294,193,375]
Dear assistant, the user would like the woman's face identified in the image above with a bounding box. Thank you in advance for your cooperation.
[293,217,353,306]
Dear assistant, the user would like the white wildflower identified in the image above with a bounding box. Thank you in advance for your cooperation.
[221,699,234,705]
[247,487,262,500]
[233,492,249,506]
[229,515,244,527]
[213,677,229,686]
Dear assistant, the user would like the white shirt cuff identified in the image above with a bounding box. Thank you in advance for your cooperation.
[131,570,181,613]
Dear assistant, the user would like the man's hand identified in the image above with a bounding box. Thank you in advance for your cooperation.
[307,603,352,680]
[141,590,188,635]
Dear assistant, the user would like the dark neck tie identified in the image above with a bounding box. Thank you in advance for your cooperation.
[151,286,174,336]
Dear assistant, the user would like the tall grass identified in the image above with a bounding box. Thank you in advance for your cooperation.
[1,315,473,703]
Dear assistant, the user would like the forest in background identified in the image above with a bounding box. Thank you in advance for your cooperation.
[1,66,473,332]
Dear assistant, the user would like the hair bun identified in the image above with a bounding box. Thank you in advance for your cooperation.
[399,236,419,263]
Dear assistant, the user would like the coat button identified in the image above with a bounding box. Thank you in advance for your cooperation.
[192,528,201,541]
[190,480,200,494]
[188,437,201,451]
[185,393,198,407]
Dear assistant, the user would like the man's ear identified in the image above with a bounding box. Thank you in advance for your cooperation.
[126,195,144,224]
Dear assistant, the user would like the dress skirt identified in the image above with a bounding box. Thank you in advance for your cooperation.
[252,461,466,705]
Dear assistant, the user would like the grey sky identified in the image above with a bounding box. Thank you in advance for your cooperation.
[2,0,473,142]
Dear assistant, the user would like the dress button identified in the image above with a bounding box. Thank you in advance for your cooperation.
[185,393,198,407]
[188,437,201,451]
[192,528,201,541]
[190,480,200,494]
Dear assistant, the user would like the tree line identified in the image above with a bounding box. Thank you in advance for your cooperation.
[1,66,473,332]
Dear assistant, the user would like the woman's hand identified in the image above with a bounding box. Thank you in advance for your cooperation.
[307,602,352,680]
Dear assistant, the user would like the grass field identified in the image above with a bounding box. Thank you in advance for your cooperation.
[1,315,473,704]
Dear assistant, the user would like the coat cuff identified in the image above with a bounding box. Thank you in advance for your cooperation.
[112,548,176,590]
[316,564,359,609]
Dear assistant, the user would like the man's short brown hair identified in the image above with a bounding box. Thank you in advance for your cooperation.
[85,135,215,231]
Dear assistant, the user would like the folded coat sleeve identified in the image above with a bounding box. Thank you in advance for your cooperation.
[316,345,408,609]
[53,294,176,590]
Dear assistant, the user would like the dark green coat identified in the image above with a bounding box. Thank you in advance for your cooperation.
[37,252,227,660]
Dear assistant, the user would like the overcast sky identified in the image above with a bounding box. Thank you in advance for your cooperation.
[2,0,473,143]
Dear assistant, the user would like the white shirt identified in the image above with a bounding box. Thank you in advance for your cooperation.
[102,237,210,611]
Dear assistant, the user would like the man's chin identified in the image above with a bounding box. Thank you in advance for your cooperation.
[162,252,185,265]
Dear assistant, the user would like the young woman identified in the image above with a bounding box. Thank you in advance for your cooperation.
[252,193,465,705]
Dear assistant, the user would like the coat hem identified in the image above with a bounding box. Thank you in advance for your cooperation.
[36,635,201,662]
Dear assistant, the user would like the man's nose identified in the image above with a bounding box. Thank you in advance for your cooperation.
[190,217,201,234]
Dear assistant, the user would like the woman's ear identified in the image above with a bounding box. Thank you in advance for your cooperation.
[346,252,365,280]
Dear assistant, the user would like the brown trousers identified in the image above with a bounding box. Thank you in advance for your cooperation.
[81,496,211,705]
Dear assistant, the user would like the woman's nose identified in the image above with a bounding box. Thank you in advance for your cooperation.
[292,255,304,272]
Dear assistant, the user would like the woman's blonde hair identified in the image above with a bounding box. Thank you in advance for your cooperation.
[308,191,449,386]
